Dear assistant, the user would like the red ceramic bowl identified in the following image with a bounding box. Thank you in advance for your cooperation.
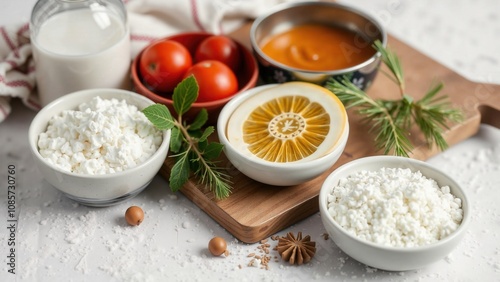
[131,32,259,124]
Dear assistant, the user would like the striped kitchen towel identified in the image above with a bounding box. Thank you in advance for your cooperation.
[0,24,39,121]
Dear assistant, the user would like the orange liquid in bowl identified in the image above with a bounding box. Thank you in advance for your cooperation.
[260,24,375,71]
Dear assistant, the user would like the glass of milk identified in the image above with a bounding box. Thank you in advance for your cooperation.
[30,0,131,106]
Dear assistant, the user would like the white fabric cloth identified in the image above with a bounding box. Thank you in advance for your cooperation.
[0,0,302,122]
[0,24,38,119]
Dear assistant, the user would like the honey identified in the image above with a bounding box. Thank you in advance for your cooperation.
[260,24,375,71]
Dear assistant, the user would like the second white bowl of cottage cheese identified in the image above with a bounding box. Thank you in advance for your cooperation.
[318,156,471,271]
[29,88,171,207]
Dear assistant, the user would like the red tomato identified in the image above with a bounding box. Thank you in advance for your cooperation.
[139,40,192,93]
[184,60,239,103]
[194,35,241,72]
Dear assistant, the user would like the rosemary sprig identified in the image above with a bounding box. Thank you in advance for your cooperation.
[142,76,231,200]
[374,40,405,94]
[327,77,414,157]
[326,40,463,157]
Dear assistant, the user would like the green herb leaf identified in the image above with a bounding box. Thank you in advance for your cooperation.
[374,40,404,91]
[325,42,463,157]
[203,142,224,160]
[142,76,232,200]
[419,82,444,104]
[199,126,215,142]
[413,83,463,151]
[198,139,208,151]
[193,161,232,200]
[188,150,201,171]
[142,104,175,130]
[189,108,208,131]
[169,152,190,192]
[172,75,199,116]
[170,127,183,153]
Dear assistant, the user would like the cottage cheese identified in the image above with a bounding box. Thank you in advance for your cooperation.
[38,96,162,175]
[326,167,463,247]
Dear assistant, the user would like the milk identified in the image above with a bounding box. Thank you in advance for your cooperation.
[32,9,131,106]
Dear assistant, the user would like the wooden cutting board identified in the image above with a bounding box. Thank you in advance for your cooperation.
[159,22,500,243]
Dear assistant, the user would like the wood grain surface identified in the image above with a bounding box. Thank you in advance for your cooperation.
[159,23,500,243]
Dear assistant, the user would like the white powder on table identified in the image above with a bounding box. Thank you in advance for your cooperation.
[38,96,162,175]
[326,167,464,247]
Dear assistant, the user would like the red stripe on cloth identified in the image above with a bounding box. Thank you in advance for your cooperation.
[0,75,34,91]
[5,58,32,75]
[4,60,17,68]
[26,97,41,110]
[0,102,8,118]
[0,27,19,57]
[8,80,33,91]
[130,34,158,43]
[190,0,205,32]
[16,23,29,37]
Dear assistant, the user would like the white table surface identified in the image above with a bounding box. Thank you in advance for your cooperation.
[1,0,500,281]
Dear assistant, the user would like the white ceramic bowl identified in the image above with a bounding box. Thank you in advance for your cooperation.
[319,156,471,271]
[28,89,171,207]
[217,83,349,186]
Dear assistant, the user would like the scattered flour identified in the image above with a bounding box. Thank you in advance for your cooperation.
[74,253,88,274]
[65,211,97,244]
[11,127,500,280]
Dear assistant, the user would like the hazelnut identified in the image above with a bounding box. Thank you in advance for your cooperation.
[125,206,144,226]
[208,236,229,257]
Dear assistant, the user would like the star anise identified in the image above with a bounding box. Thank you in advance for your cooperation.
[277,232,316,265]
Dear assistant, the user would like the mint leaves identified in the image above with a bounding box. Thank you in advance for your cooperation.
[142,75,231,200]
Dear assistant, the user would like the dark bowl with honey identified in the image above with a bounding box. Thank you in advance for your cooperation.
[250,1,387,90]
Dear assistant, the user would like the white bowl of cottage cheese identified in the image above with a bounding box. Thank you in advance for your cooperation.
[318,156,471,271]
[29,88,171,207]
